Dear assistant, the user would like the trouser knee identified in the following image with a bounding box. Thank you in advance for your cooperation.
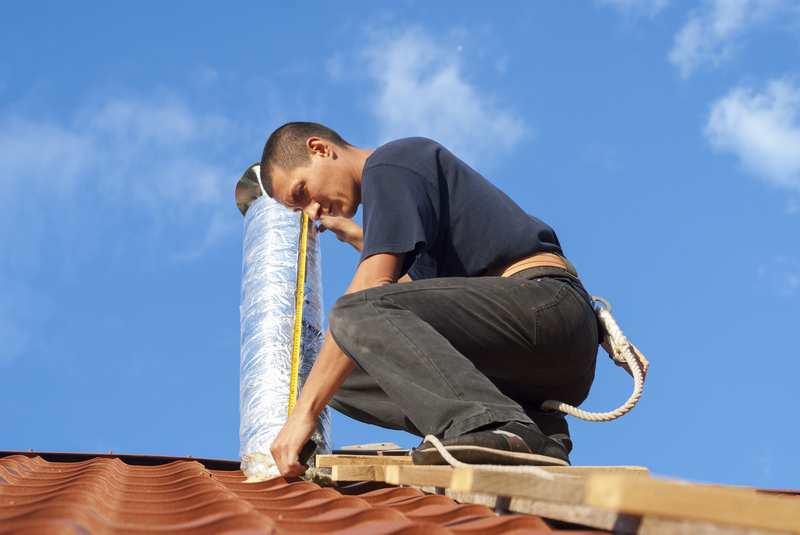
[328,292,369,348]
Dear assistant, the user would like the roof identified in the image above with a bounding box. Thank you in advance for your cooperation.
[3,450,799,534]
[0,451,598,534]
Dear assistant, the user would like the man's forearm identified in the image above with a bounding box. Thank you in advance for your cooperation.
[270,251,405,476]
[270,326,356,477]
[294,253,405,416]
[319,216,363,253]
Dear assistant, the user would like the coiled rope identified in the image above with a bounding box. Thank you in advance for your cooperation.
[540,297,644,422]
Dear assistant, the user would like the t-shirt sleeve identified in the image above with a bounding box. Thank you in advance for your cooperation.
[359,164,439,276]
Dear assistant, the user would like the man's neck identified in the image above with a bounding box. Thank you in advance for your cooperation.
[342,146,374,187]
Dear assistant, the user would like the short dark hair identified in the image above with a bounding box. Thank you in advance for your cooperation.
[260,122,351,197]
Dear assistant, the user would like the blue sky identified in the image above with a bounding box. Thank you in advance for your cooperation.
[1,1,799,490]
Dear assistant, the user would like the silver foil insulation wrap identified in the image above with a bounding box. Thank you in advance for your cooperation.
[239,194,330,480]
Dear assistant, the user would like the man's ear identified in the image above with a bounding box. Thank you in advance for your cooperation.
[307,137,332,158]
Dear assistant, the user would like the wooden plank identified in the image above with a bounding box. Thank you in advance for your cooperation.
[586,474,800,534]
[444,489,498,508]
[339,442,402,451]
[331,465,387,482]
[539,465,649,477]
[381,464,647,484]
[384,465,454,487]
[506,497,790,535]
[387,465,785,535]
[336,443,410,456]
[450,466,586,504]
[507,497,633,532]
[315,454,413,468]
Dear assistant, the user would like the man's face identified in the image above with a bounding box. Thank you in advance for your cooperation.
[270,147,360,221]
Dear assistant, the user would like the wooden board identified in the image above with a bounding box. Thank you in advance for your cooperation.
[331,465,388,482]
[335,443,410,456]
[327,457,797,533]
[315,454,413,468]
[385,466,788,535]
[451,466,586,504]
[384,465,454,487]
[586,474,800,534]
[506,496,789,535]
[508,497,632,532]
[385,466,650,502]
[540,465,649,477]
[381,464,647,485]
[338,442,402,451]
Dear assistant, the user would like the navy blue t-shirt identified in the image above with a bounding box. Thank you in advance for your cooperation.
[359,138,566,281]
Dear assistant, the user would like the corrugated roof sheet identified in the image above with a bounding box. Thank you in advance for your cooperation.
[0,451,601,534]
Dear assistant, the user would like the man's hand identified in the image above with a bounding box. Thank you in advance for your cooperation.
[319,215,363,252]
[270,411,319,477]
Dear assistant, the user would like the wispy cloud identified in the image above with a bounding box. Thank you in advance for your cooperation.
[705,78,800,191]
[668,0,792,78]
[0,92,243,271]
[360,28,528,164]
[757,256,800,297]
[0,88,252,365]
[0,276,53,367]
[596,0,669,18]
[78,96,233,210]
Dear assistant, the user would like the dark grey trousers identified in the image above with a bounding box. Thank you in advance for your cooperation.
[328,274,598,441]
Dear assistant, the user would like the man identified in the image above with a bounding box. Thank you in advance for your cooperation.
[263,122,599,477]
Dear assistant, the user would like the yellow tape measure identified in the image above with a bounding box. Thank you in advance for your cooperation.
[288,212,309,415]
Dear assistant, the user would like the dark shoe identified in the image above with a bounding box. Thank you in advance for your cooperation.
[411,422,570,467]
[547,433,573,454]
[525,409,573,453]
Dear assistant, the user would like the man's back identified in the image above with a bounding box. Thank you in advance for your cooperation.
[360,137,564,279]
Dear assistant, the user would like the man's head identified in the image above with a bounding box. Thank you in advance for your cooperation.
[260,122,351,197]
[261,122,365,221]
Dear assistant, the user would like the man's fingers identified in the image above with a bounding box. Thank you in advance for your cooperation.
[283,460,308,478]
[273,448,305,477]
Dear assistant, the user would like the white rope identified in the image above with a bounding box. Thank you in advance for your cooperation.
[421,434,575,480]
[539,302,644,422]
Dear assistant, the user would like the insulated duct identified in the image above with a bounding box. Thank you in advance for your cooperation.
[237,163,331,481]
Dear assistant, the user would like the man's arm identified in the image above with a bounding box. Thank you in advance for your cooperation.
[319,215,413,282]
[319,215,364,253]
[269,251,405,477]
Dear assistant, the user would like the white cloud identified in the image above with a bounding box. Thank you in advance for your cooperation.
[597,0,669,17]
[0,95,239,260]
[172,210,238,262]
[0,119,94,193]
[705,78,800,191]
[1,96,233,205]
[0,92,247,365]
[668,0,790,78]
[757,256,800,296]
[363,28,528,163]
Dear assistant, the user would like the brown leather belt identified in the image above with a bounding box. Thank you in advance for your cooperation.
[487,252,568,278]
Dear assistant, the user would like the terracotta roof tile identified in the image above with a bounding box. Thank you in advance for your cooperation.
[1,452,606,535]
